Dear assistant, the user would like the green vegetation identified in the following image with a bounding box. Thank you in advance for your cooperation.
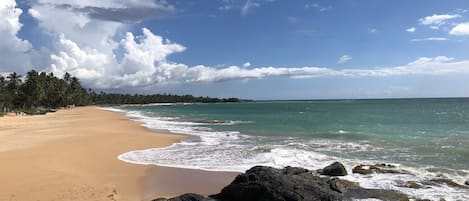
[90,92,239,105]
[0,70,239,114]
[0,71,90,113]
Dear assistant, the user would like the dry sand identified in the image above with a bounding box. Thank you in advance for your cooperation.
[0,107,237,201]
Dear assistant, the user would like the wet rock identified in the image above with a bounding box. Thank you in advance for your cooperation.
[153,165,410,201]
[329,178,359,193]
[152,193,214,201]
[211,166,409,201]
[430,178,469,189]
[321,162,348,176]
[352,164,410,175]
[352,165,374,175]
[406,181,422,189]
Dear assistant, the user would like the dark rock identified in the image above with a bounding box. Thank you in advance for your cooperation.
[321,162,348,176]
[406,181,422,189]
[152,165,410,201]
[465,180,469,186]
[210,166,409,201]
[430,178,469,189]
[352,164,410,175]
[329,178,359,193]
[352,165,373,175]
[152,193,214,201]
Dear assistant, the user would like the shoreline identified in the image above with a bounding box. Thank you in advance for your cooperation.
[0,106,237,201]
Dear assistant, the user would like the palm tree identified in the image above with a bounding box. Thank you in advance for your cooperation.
[6,72,23,109]
[0,75,6,113]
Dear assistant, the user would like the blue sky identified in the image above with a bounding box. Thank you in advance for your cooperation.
[1,0,469,99]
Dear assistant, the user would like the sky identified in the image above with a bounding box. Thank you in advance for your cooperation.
[1,0,469,100]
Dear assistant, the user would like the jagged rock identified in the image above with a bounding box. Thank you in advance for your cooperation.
[406,181,422,189]
[329,178,359,193]
[430,178,469,189]
[210,166,409,201]
[152,193,214,201]
[153,165,410,201]
[352,164,409,175]
[352,165,373,175]
[321,162,348,176]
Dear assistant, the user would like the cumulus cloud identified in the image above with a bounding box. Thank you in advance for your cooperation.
[449,22,469,35]
[338,55,352,64]
[419,14,461,26]
[406,27,416,32]
[0,0,33,72]
[2,0,469,91]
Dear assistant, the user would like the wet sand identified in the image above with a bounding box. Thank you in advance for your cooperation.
[0,107,236,201]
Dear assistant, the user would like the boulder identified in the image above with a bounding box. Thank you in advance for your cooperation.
[406,181,422,189]
[211,166,408,201]
[152,193,214,201]
[352,164,409,175]
[321,162,348,176]
[465,180,469,186]
[153,165,409,201]
[429,178,469,189]
[352,165,373,175]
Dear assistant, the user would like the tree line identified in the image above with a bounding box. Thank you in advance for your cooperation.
[0,70,239,115]
[89,92,239,105]
[0,71,90,114]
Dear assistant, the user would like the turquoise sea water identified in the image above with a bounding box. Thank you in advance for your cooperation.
[111,98,469,200]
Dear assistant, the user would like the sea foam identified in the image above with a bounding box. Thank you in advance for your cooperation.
[109,106,469,201]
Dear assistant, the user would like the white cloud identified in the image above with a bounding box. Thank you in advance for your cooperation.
[0,0,33,72]
[304,3,330,12]
[449,22,469,35]
[28,8,41,18]
[338,55,352,64]
[241,0,260,15]
[411,37,448,42]
[3,0,469,91]
[419,14,461,26]
[406,27,416,32]
[219,0,234,10]
[369,28,377,33]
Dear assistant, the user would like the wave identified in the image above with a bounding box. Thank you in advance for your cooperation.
[106,107,469,201]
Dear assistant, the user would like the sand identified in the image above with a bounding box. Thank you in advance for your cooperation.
[0,107,237,201]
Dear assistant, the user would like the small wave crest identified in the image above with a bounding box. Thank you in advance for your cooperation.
[108,106,469,201]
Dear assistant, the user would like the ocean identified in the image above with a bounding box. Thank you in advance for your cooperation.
[107,98,469,200]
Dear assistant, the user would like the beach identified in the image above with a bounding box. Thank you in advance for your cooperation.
[0,107,237,201]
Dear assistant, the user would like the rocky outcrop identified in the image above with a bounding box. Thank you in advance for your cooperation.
[320,162,347,176]
[352,164,410,175]
[406,181,422,189]
[152,193,214,201]
[429,178,469,189]
[153,166,409,201]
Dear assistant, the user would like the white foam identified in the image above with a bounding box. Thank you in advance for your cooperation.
[106,106,469,201]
